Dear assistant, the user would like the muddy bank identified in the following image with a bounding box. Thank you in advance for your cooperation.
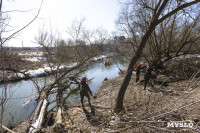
[60,72,200,132]
[63,73,200,133]
[11,53,200,132]
[13,69,200,132]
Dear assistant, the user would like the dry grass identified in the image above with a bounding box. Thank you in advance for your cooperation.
[13,70,200,133]
[57,71,200,133]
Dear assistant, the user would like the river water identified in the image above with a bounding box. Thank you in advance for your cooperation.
[0,57,128,126]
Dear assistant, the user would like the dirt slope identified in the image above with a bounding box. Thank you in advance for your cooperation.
[46,72,200,133]
[14,71,200,133]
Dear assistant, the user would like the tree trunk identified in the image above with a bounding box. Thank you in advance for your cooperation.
[55,106,63,124]
[114,0,200,112]
[0,0,2,12]
[114,23,157,111]
[114,0,169,112]
[29,99,48,133]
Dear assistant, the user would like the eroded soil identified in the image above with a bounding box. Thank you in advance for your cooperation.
[38,71,200,133]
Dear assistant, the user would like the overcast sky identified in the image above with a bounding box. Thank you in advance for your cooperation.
[2,0,121,47]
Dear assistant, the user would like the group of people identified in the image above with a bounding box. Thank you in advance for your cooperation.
[105,60,112,66]
[136,63,154,90]
[79,63,154,107]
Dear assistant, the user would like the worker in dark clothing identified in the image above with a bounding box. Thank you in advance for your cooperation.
[144,65,153,90]
[136,64,142,83]
[80,77,93,107]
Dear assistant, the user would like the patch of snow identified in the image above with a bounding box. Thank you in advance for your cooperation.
[66,62,78,68]
[59,65,65,69]
[17,73,25,78]
[93,55,107,61]
[44,66,52,72]
[19,52,43,56]
[173,54,200,60]
[21,65,69,78]
[14,55,108,80]
[24,57,46,62]
[26,68,48,78]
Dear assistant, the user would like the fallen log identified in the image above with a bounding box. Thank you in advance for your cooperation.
[31,100,43,120]
[29,98,48,133]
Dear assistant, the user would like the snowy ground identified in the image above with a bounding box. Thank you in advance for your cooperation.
[18,51,43,57]
[172,54,200,61]
[12,55,108,80]
[23,57,46,62]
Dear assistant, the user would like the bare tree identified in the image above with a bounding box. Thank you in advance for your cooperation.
[93,27,110,52]
[114,0,200,112]
[143,8,200,69]
[66,18,90,61]
[31,20,99,131]
[0,1,12,131]
[66,18,109,59]
[117,0,200,68]
[0,0,43,131]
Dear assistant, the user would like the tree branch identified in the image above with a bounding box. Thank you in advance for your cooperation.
[157,0,200,25]
[2,0,44,44]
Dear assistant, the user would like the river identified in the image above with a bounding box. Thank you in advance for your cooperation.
[0,57,128,126]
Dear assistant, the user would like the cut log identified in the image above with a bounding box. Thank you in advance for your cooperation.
[29,99,48,133]
[55,106,63,124]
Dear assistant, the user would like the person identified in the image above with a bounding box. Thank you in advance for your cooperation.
[80,77,93,107]
[108,59,111,66]
[144,65,153,90]
[105,60,108,66]
[135,62,139,69]
[136,64,142,83]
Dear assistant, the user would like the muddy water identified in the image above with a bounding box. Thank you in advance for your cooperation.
[0,57,128,126]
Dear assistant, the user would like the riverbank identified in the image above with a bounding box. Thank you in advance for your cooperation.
[61,73,200,133]
[13,69,200,133]
[0,54,109,83]
[10,54,200,132]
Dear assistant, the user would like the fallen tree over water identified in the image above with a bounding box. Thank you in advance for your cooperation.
[29,98,48,133]
[12,57,93,132]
